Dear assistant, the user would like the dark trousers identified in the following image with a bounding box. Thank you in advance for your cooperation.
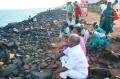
[75,14,79,21]
[68,12,73,18]
[67,76,72,79]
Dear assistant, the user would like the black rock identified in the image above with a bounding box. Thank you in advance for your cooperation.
[102,51,119,61]
[30,71,52,79]
[90,68,112,77]
[13,70,20,77]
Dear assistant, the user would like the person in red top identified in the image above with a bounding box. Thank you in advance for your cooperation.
[74,1,81,22]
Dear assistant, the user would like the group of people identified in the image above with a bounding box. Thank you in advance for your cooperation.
[47,1,119,79]
[100,0,119,35]
[67,1,82,22]
[50,19,110,78]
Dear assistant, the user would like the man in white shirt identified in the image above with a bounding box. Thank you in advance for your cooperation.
[75,20,81,27]
[51,34,89,79]
[113,0,119,11]
[67,17,75,26]
[100,1,107,14]
[100,1,107,22]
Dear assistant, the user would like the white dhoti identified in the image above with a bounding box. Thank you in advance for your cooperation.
[59,31,63,38]
[59,45,89,79]
[60,69,88,79]
[60,55,68,67]
[60,56,88,79]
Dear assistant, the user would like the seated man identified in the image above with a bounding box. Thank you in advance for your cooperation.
[51,34,89,79]
[75,20,81,27]
[67,17,75,26]
[59,22,70,41]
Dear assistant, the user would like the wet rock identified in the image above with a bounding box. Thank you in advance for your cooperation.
[40,62,48,69]
[7,42,15,47]
[51,54,55,59]
[13,70,20,77]
[24,57,34,64]
[12,77,23,79]
[1,64,17,76]
[90,68,112,77]
[36,49,43,53]
[107,65,113,69]
[0,77,6,79]
[15,42,21,46]
[24,64,29,70]
[112,64,118,68]
[30,71,52,79]
[13,58,21,64]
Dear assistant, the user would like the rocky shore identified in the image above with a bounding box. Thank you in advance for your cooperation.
[0,8,120,79]
[0,8,67,79]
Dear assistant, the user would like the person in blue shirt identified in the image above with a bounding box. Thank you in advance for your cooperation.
[59,22,70,42]
[62,22,70,36]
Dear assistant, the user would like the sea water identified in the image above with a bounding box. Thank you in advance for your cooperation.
[0,8,47,27]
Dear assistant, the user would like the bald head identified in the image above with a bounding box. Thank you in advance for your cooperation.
[68,34,80,47]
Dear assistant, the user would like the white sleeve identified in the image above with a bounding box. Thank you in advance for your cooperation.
[94,31,98,35]
[67,21,69,25]
[63,47,69,55]
[72,20,75,25]
[64,53,81,69]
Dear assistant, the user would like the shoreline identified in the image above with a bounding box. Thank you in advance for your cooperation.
[0,7,60,27]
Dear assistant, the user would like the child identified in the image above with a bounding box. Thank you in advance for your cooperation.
[80,24,90,44]
[59,22,70,42]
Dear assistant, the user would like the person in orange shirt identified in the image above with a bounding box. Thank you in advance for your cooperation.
[74,1,81,22]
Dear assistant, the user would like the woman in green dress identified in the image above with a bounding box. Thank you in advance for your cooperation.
[99,2,113,35]
[89,22,110,50]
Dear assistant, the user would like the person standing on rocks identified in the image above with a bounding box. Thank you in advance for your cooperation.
[74,1,82,22]
[99,2,113,35]
[51,34,89,79]
[68,2,74,18]
[28,15,32,24]
[112,0,119,12]
[100,1,107,22]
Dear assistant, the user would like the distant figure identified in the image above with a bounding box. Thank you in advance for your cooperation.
[100,1,107,22]
[48,8,51,12]
[74,1,82,22]
[68,2,74,18]
[28,15,31,21]
[33,17,37,22]
[99,2,113,35]
[28,15,32,23]
[33,17,37,26]
[112,0,119,12]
